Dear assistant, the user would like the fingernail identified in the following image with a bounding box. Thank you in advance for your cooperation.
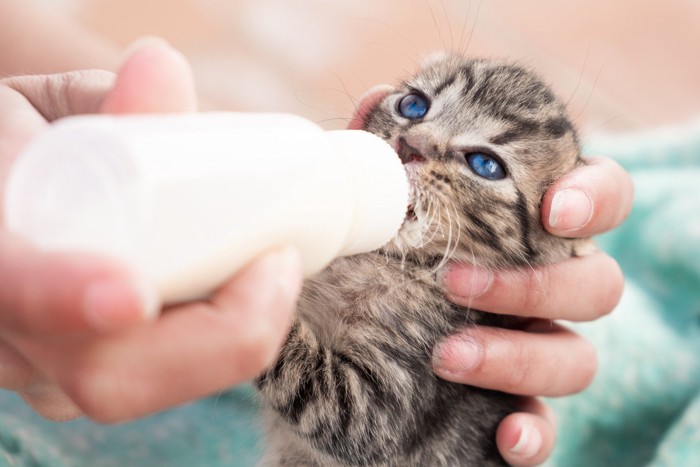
[510,418,543,457]
[443,264,493,300]
[549,188,593,231]
[432,338,482,374]
[83,279,160,332]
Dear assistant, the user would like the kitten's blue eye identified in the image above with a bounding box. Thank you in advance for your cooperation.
[466,153,507,180]
[397,93,429,120]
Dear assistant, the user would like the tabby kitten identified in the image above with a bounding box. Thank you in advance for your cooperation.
[256,55,592,466]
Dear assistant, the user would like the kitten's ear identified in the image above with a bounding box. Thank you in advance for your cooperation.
[347,84,394,130]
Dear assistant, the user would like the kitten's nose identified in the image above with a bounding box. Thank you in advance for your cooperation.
[398,137,426,165]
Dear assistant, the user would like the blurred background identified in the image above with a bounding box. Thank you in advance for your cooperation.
[0,4,696,467]
[32,0,700,135]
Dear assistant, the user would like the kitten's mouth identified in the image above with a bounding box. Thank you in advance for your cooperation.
[406,205,417,221]
[395,138,422,226]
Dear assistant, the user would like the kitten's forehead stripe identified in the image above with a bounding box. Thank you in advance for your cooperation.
[493,114,541,140]
[433,73,458,96]
[458,66,476,97]
[489,128,531,146]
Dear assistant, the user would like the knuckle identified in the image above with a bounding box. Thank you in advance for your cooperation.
[231,320,288,378]
[0,360,40,392]
[20,382,83,421]
[228,300,295,379]
[572,340,598,392]
[12,281,44,334]
[521,268,551,317]
[594,257,625,319]
[58,361,124,423]
[42,73,66,120]
[501,342,534,393]
[600,161,634,230]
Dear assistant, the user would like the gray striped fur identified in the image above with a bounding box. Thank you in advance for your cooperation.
[256,56,593,466]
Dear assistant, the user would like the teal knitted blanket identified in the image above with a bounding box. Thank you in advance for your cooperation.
[2,119,700,466]
[548,119,700,467]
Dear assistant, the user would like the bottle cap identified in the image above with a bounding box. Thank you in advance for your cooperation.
[326,130,409,256]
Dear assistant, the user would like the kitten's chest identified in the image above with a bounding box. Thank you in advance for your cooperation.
[297,254,472,348]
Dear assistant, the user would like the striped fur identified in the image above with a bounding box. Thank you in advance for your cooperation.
[256,57,593,466]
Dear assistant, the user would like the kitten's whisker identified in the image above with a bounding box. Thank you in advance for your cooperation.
[448,201,463,260]
[424,200,443,245]
[293,87,358,122]
[351,17,422,63]
[434,204,454,273]
[424,0,448,54]
[460,0,483,57]
[578,113,629,139]
[456,0,473,56]
[464,247,479,313]
[445,201,463,266]
[442,201,457,257]
[438,0,455,53]
[572,57,609,124]
[565,46,591,108]
[314,117,352,125]
[439,221,455,272]
[323,68,361,115]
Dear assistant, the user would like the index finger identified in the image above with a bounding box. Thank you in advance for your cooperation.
[444,250,623,321]
[542,157,634,238]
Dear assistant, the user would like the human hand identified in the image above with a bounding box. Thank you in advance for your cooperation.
[0,39,302,422]
[435,157,633,465]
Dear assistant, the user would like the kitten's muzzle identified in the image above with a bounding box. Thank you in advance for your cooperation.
[397,137,426,165]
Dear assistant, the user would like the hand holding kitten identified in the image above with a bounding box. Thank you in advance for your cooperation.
[438,157,632,465]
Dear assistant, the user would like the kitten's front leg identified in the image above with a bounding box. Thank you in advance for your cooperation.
[256,318,428,466]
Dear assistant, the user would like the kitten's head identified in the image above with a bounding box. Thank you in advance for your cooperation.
[351,56,590,268]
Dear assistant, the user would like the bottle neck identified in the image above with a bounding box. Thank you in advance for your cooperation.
[325,130,409,256]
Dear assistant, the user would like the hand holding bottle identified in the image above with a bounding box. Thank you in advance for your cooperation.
[0,40,303,422]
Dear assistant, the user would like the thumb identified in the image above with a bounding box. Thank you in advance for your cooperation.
[100,38,197,114]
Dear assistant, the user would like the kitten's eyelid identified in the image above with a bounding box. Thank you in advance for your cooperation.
[457,146,503,161]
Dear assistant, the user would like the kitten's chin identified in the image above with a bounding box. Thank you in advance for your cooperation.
[395,219,425,249]
[380,217,429,256]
